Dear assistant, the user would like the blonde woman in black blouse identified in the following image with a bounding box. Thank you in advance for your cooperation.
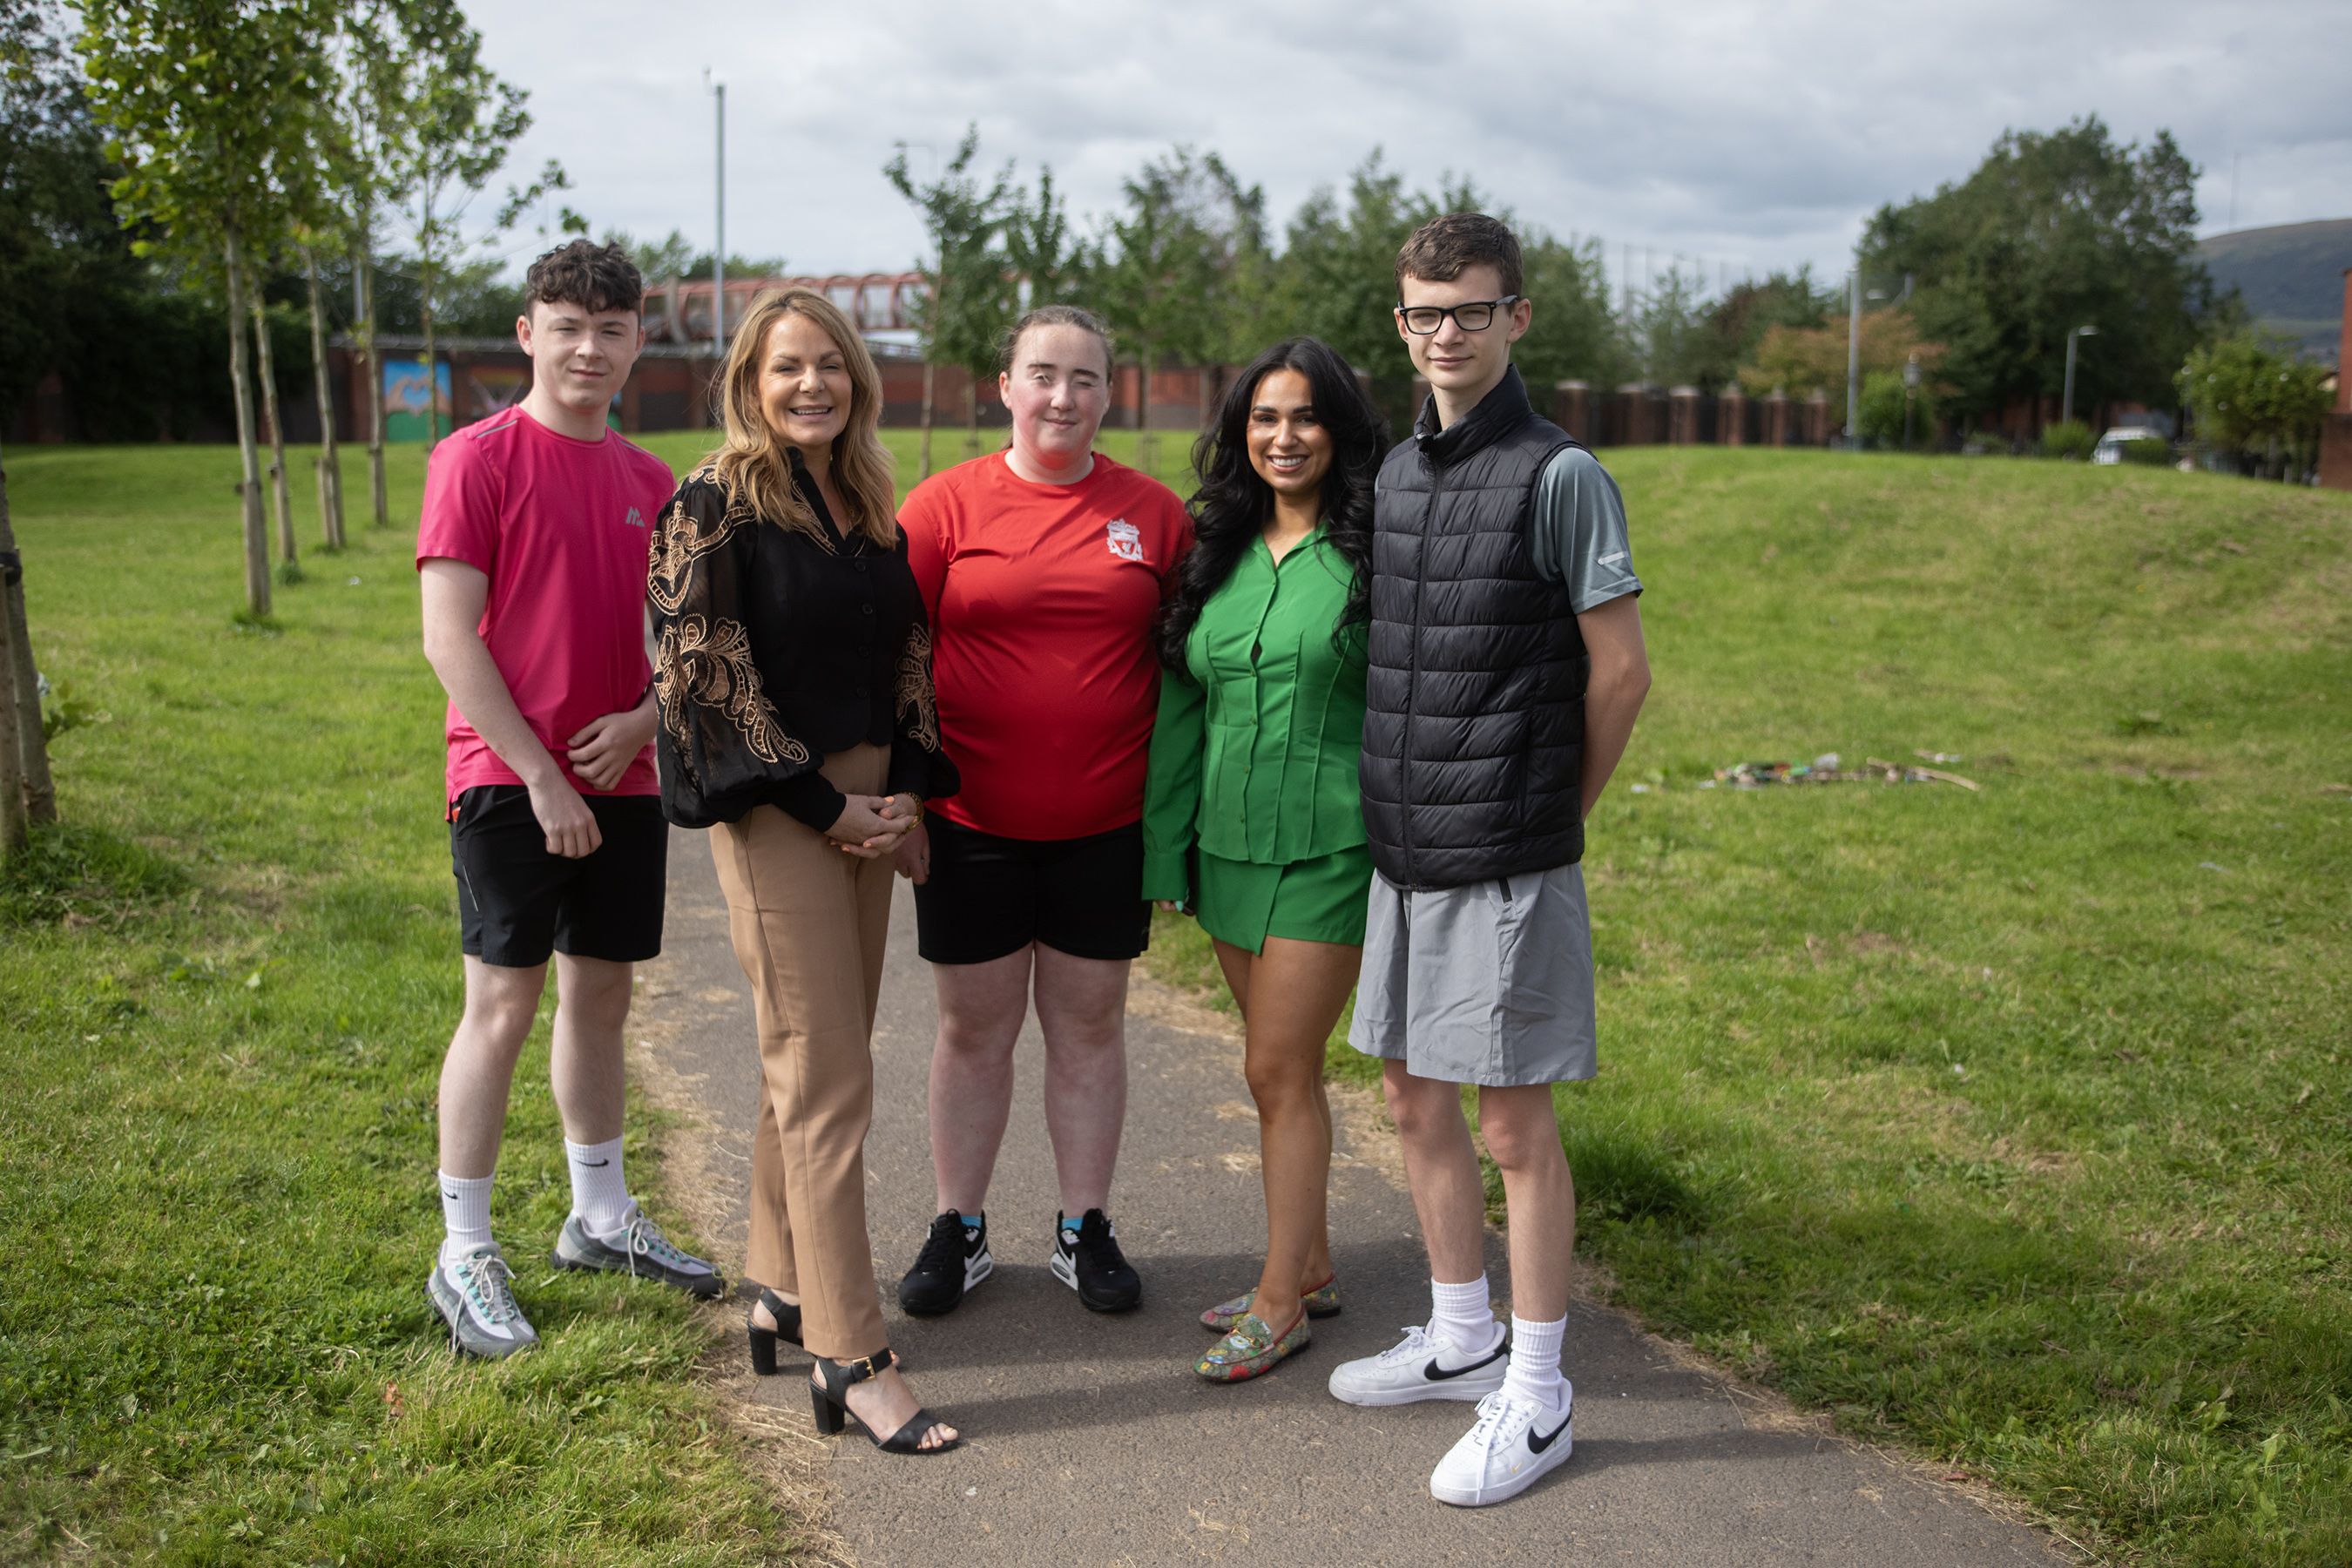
[648,287,962,1455]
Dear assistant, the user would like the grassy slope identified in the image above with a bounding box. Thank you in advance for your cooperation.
[1146,449,2352,1565]
[3,434,2347,1564]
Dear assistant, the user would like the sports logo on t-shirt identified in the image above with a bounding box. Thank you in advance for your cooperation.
[623,506,646,529]
[1105,518,1144,562]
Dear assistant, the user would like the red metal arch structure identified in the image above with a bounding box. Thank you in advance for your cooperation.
[646,273,926,345]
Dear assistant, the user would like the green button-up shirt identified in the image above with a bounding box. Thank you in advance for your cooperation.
[1141,525,1368,903]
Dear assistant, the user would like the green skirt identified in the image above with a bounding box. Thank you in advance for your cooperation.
[1196,843,1374,956]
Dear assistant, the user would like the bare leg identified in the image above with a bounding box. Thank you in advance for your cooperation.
[1381,1061,1486,1286]
[1030,945,1132,1215]
[548,953,632,1146]
[436,956,547,1178]
[928,948,1033,1215]
[1476,1085,1576,1321]
[1221,936,1357,1331]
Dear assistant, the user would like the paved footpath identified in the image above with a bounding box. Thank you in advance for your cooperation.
[639,826,2070,1567]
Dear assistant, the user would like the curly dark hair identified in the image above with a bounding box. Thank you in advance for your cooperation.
[524,239,644,316]
[1158,337,1388,672]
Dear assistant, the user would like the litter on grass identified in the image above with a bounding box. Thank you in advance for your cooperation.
[1702,752,1980,791]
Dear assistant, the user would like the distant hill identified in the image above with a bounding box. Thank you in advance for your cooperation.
[2197,219,2349,363]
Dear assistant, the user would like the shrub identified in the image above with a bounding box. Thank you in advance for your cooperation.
[2041,420,2095,460]
[1859,368,1938,449]
[2116,436,2173,466]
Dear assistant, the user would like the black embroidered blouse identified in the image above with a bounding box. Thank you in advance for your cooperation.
[647,459,958,832]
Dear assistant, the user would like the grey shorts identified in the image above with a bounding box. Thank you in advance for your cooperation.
[1346,862,1598,1087]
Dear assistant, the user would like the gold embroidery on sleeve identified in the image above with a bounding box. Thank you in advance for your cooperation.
[656,615,811,767]
[647,482,743,616]
[895,623,943,753]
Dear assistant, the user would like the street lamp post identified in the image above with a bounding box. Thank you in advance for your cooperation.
[1845,265,1911,450]
[1846,268,1862,450]
[2062,324,2099,429]
[711,77,727,358]
[1903,352,1922,451]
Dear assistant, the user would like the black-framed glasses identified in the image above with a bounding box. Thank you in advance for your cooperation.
[1396,295,1521,335]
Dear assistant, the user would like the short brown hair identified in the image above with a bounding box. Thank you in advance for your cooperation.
[525,240,644,317]
[999,302,1114,378]
[1394,213,1523,300]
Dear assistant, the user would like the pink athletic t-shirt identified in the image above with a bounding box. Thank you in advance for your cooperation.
[414,408,674,801]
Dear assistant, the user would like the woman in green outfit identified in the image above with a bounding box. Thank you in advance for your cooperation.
[1142,336,1388,1382]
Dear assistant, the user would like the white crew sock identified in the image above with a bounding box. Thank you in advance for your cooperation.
[438,1172,495,1265]
[564,1137,633,1239]
[1504,1313,1569,1409]
[1429,1274,1503,1357]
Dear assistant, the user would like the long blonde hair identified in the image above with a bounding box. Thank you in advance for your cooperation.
[706,288,896,548]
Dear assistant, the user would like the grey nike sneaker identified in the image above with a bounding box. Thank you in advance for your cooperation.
[552,1202,724,1299]
[428,1243,539,1359]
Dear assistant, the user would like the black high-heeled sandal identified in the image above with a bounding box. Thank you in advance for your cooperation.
[808,1348,961,1455]
[747,1288,803,1376]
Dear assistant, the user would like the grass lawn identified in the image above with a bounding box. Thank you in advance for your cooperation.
[3,430,2347,1565]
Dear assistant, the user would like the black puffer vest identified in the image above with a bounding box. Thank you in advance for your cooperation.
[1360,367,1588,890]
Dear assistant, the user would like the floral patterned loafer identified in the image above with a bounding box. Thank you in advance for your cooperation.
[1200,1278,1342,1332]
[1194,1311,1311,1383]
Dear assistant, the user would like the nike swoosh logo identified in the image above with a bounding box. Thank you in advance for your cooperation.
[1527,1409,1573,1454]
[1423,1342,1509,1382]
[578,1159,610,1167]
[443,1190,460,1200]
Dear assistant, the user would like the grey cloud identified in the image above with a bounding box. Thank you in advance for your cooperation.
[464,0,2352,286]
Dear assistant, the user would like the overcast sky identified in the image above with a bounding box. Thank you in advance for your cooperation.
[460,0,2351,294]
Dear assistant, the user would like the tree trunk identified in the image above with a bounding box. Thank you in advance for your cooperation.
[0,564,22,856]
[225,229,272,618]
[0,441,56,828]
[918,357,936,481]
[356,220,388,527]
[251,295,296,568]
[0,442,52,850]
[303,247,345,551]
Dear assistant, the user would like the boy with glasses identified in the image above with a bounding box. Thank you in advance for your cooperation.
[1328,213,1651,1505]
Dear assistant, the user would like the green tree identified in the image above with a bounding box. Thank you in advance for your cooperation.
[2176,332,2334,478]
[1683,267,1833,393]
[79,0,335,618]
[885,125,1014,476]
[598,226,783,287]
[1093,145,1263,466]
[1272,150,1419,375]
[370,0,534,452]
[1004,166,1080,311]
[1862,116,2217,428]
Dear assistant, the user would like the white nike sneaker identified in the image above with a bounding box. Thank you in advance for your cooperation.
[1429,1382,1575,1507]
[1327,1323,1508,1407]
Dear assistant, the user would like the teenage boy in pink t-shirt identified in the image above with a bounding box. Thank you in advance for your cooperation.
[416,240,718,1358]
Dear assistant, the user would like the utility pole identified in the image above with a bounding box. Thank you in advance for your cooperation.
[1846,266,1862,450]
[2063,324,2099,429]
[712,77,727,358]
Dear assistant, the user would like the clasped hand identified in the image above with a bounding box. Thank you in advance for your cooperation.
[827,794,920,860]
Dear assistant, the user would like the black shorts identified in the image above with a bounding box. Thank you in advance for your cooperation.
[913,815,1151,965]
[449,785,667,968]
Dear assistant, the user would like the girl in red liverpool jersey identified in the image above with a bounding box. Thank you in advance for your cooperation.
[891,306,1193,1317]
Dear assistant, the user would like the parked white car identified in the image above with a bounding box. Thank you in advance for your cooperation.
[2092,427,2167,465]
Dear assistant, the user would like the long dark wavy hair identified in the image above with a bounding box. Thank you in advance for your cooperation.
[1159,337,1387,672]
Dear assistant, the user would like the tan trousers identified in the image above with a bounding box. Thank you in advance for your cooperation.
[710,743,892,1361]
